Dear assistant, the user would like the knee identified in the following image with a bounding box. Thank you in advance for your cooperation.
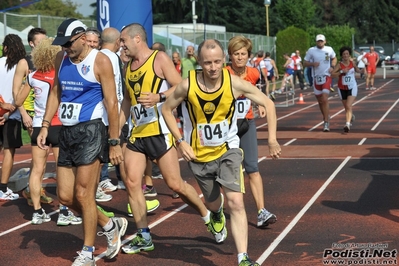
[226,194,245,213]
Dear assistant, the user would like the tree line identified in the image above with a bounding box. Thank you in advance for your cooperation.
[2,0,398,43]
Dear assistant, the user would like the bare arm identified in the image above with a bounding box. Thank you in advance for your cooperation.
[12,59,31,127]
[15,79,32,107]
[271,60,279,79]
[231,75,281,159]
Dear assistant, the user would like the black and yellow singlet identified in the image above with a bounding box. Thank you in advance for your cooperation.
[125,50,171,139]
[182,69,240,163]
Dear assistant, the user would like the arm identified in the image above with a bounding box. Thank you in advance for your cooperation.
[96,52,123,165]
[15,78,32,107]
[331,63,342,78]
[161,79,196,161]
[231,75,281,159]
[271,60,279,79]
[12,59,32,128]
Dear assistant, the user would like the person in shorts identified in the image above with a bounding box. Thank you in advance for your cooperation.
[36,18,125,265]
[362,46,379,90]
[161,39,281,266]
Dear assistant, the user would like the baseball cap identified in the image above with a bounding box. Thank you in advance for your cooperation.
[53,18,87,46]
[316,34,326,42]
[291,53,296,57]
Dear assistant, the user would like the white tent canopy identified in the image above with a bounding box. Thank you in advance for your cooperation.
[0,22,29,45]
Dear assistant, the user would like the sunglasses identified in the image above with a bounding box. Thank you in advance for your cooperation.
[62,34,84,48]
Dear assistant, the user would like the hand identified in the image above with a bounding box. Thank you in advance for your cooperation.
[37,127,49,150]
[177,141,197,161]
[109,145,124,166]
[0,103,16,112]
[22,113,33,129]
[138,92,160,108]
[0,116,6,126]
[268,141,281,159]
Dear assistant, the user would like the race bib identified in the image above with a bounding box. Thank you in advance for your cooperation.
[315,75,326,85]
[197,119,229,146]
[235,99,251,119]
[130,103,157,126]
[342,74,355,89]
[58,102,82,126]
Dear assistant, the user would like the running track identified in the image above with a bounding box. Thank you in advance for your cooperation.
[1,74,398,266]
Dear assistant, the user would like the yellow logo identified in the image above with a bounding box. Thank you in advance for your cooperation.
[203,102,215,114]
[134,83,141,95]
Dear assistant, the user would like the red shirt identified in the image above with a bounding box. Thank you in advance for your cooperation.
[175,62,181,74]
[363,52,378,67]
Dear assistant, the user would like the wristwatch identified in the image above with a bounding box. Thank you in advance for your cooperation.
[108,138,120,146]
[159,92,166,102]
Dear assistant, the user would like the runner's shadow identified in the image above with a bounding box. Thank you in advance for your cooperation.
[19,229,83,261]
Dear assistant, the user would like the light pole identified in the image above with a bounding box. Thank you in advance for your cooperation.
[264,0,271,36]
[191,0,197,43]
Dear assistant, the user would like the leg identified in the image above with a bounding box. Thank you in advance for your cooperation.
[157,148,208,217]
[29,146,50,210]
[1,147,15,186]
[345,96,356,124]
[315,93,330,122]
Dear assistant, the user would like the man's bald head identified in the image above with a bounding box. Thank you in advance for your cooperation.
[197,39,224,61]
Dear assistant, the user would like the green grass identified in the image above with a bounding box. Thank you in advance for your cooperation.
[22,130,31,145]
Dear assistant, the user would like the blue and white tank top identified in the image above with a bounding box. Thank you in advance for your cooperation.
[58,49,104,126]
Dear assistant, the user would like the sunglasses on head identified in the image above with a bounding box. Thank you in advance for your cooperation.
[62,34,84,48]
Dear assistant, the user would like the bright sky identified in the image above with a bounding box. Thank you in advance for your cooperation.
[69,0,95,17]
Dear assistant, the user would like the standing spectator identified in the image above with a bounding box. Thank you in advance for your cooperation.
[181,45,198,79]
[292,50,305,90]
[0,34,26,201]
[85,27,101,49]
[362,46,379,90]
[118,23,216,255]
[172,52,181,74]
[37,18,126,264]
[304,34,337,132]
[332,46,361,132]
[226,36,277,228]
[161,38,281,266]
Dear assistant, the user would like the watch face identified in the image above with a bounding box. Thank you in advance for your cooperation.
[109,139,119,146]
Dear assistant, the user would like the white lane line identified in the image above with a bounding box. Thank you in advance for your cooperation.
[256,156,352,264]
[371,97,399,131]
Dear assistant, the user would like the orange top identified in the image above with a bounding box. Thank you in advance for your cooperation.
[226,66,260,119]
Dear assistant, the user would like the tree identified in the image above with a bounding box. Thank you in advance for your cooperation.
[11,0,84,18]
[274,0,316,31]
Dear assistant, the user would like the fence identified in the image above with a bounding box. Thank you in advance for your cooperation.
[0,12,276,59]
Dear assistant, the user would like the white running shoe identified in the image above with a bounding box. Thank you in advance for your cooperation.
[0,187,19,201]
[117,180,126,190]
[57,210,82,226]
[96,187,112,202]
[31,209,51,225]
[99,179,117,192]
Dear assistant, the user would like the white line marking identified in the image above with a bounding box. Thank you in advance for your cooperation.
[371,97,399,131]
[256,156,352,264]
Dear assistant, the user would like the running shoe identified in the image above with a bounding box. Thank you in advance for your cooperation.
[239,254,260,266]
[127,199,160,217]
[323,121,330,132]
[72,252,96,266]
[344,123,350,133]
[172,192,180,199]
[97,205,115,218]
[117,180,126,190]
[122,232,154,254]
[98,179,117,192]
[95,187,112,202]
[0,187,19,201]
[143,186,157,197]
[269,93,276,101]
[57,210,82,226]
[257,208,277,228]
[31,209,51,225]
[23,187,53,206]
[97,217,128,259]
[151,174,163,179]
[206,194,227,243]
[351,114,355,124]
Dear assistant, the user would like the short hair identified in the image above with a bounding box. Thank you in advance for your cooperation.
[27,27,47,43]
[227,36,252,56]
[339,46,352,57]
[257,50,264,57]
[265,52,271,57]
[151,42,166,52]
[85,27,101,37]
[197,39,224,61]
[121,23,147,43]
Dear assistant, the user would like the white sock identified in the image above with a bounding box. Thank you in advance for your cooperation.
[201,210,211,224]
[103,218,114,231]
[238,253,247,264]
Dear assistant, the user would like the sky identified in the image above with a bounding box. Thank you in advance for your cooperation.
[70,0,95,17]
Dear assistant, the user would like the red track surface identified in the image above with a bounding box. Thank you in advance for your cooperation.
[1,73,399,266]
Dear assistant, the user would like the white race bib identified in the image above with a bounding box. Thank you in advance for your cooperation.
[315,75,326,85]
[58,102,82,126]
[197,119,229,146]
[130,104,157,126]
[342,72,356,90]
[236,99,251,119]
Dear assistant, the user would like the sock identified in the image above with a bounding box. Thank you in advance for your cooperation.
[81,245,94,258]
[103,218,114,231]
[34,208,44,214]
[238,253,248,264]
[59,204,69,216]
[217,195,223,213]
[138,228,151,240]
[201,210,211,224]
[0,183,7,193]
[146,185,153,190]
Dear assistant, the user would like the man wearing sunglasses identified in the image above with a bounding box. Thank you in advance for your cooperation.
[37,18,126,265]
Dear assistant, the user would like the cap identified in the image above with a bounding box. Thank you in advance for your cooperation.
[316,34,326,42]
[53,18,87,45]
[291,53,296,57]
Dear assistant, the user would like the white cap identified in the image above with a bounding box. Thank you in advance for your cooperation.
[316,34,326,42]
[291,53,296,57]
